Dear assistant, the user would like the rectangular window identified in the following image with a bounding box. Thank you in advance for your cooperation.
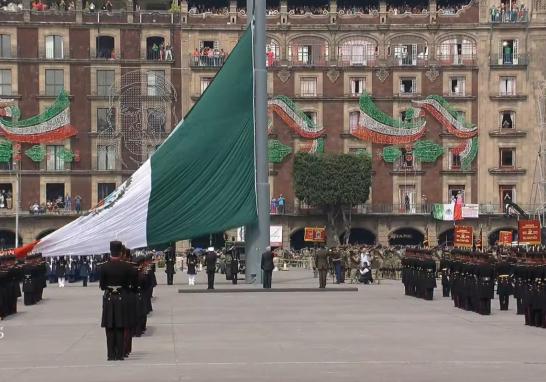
[394,44,418,66]
[499,148,515,167]
[300,77,317,97]
[0,34,11,58]
[400,78,416,95]
[350,77,365,96]
[500,185,516,206]
[97,108,114,132]
[97,183,116,203]
[349,111,360,131]
[450,77,465,96]
[500,111,515,129]
[0,69,11,96]
[147,70,165,96]
[97,145,116,170]
[45,69,64,96]
[45,35,64,59]
[200,77,212,94]
[399,185,416,213]
[96,70,114,96]
[46,145,65,171]
[448,186,465,204]
[303,111,317,124]
[449,150,461,170]
[297,45,311,64]
[499,77,516,96]
[499,39,518,65]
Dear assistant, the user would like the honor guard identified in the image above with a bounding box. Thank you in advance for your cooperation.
[164,248,176,285]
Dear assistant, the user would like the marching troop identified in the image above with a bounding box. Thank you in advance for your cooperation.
[403,246,546,328]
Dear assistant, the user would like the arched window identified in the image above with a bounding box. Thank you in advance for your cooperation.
[288,36,329,66]
[338,38,377,66]
[266,39,280,67]
[437,37,476,65]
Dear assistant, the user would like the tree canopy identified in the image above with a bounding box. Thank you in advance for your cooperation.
[293,152,372,245]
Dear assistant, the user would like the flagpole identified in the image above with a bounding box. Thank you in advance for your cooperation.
[245,0,269,284]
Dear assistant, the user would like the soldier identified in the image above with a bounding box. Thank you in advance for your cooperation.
[80,256,90,287]
[439,256,451,297]
[22,255,37,305]
[261,246,274,289]
[205,247,218,290]
[186,249,198,286]
[99,241,136,361]
[331,250,342,284]
[230,249,239,285]
[476,255,495,315]
[495,256,514,311]
[164,248,176,285]
[315,248,330,288]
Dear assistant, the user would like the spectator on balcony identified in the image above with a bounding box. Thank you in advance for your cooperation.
[0,193,4,209]
[277,194,285,214]
[151,43,159,60]
[59,0,67,11]
[88,0,95,12]
[68,0,74,10]
[207,47,213,64]
[31,0,45,11]
[75,194,82,213]
[192,48,200,66]
[160,43,165,61]
[270,198,278,214]
[30,201,40,215]
[65,194,72,211]
[220,49,226,64]
[266,48,275,67]
[165,44,173,61]
[103,0,112,12]
[6,192,12,210]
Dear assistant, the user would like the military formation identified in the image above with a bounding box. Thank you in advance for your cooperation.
[403,246,546,328]
[99,241,157,360]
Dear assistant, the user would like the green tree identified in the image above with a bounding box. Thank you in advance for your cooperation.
[293,152,372,246]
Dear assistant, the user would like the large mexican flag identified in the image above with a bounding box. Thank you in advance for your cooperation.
[32,28,257,257]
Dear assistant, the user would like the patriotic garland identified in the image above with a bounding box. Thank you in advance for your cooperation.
[412,95,477,138]
[0,90,77,143]
[268,96,325,139]
[268,139,292,163]
[460,138,478,171]
[299,138,325,154]
[0,139,12,162]
[350,94,427,144]
[25,145,46,162]
[382,146,402,163]
[413,140,444,162]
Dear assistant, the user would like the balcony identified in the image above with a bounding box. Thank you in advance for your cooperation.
[82,10,127,23]
[288,55,329,67]
[138,10,179,24]
[0,8,24,22]
[189,53,227,68]
[437,54,476,67]
[337,54,378,68]
[30,9,76,22]
[490,54,528,68]
[488,167,527,175]
[490,7,529,24]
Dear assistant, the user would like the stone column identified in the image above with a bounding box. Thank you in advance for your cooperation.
[379,0,387,24]
[127,0,133,23]
[23,0,31,22]
[76,0,82,23]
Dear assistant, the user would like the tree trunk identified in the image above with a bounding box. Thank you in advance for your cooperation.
[341,205,352,245]
[326,206,340,247]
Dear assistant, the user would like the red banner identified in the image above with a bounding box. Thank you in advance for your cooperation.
[304,227,326,242]
[454,225,473,248]
[518,219,541,245]
[498,231,513,246]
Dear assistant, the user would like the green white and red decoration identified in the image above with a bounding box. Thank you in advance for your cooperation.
[0,139,12,162]
[451,137,478,171]
[268,95,325,139]
[0,90,77,143]
[413,140,444,162]
[412,95,477,138]
[382,146,402,163]
[0,99,16,118]
[351,94,427,144]
[25,145,46,162]
[268,139,292,163]
[299,138,325,154]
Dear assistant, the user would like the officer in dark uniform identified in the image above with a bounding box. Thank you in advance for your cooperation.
[80,256,90,287]
[261,246,274,289]
[439,256,451,297]
[99,241,136,361]
[315,248,330,288]
[205,248,218,290]
[164,248,176,285]
[22,255,37,305]
[495,257,514,310]
[230,249,239,285]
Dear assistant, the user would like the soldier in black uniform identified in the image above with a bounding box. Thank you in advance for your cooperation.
[476,255,495,315]
[261,246,274,289]
[495,257,514,311]
[99,241,136,361]
[80,256,90,287]
[439,256,451,297]
[205,248,217,290]
[164,248,176,285]
[230,249,239,285]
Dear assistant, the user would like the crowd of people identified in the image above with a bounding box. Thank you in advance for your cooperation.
[490,3,528,23]
[0,0,22,11]
[189,3,228,15]
[289,5,329,15]
[191,47,227,67]
[386,1,429,14]
[0,189,12,210]
[337,5,378,15]
[29,194,82,215]
[403,246,546,328]
[148,42,174,61]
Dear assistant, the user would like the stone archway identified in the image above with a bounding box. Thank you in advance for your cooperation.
[290,228,307,250]
[388,227,424,246]
[340,228,377,245]
[36,228,57,240]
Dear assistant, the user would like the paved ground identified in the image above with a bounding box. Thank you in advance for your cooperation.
[1,269,545,382]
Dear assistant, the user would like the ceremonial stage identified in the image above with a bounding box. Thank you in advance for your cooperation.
[0,270,545,382]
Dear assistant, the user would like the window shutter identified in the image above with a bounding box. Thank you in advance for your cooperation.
[46,36,53,59]
[411,44,417,65]
[498,41,503,65]
[513,40,519,64]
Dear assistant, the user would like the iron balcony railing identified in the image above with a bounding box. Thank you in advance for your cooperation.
[490,54,528,66]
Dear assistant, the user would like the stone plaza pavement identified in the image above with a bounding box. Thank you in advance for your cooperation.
[0,269,545,382]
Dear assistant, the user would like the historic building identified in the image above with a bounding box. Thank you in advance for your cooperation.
[0,0,544,249]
